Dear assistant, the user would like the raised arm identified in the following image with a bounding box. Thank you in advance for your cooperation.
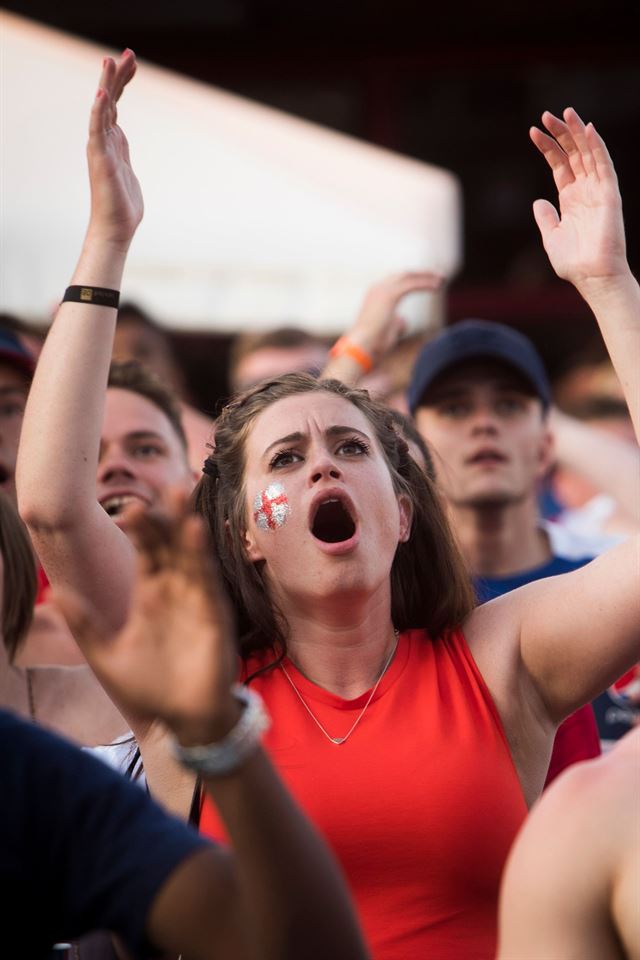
[530,109,640,435]
[503,109,640,719]
[56,497,367,960]
[17,51,142,634]
[321,272,442,386]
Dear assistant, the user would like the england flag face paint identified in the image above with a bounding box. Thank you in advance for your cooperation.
[253,483,290,531]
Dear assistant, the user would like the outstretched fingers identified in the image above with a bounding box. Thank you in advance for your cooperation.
[529,125,574,194]
[541,110,587,180]
[89,50,136,143]
[112,49,137,104]
[585,121,618,186]
[563,107,596,177]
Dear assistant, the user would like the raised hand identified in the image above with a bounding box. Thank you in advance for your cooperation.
[530,108,628,292]
[351,271,443,361]
[85,50,144,250]
[55,494,240,745]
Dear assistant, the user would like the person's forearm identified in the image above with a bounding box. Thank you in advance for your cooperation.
[17,237,128,528]
[551,407,640,520]
[204,748,367,960]
[576,269,640,446]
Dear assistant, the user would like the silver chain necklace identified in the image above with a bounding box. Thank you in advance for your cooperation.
[279,631,399,745]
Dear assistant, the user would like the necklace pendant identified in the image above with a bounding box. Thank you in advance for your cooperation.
[330,736,347,745]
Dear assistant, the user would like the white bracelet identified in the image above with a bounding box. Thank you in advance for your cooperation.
[172,685,270,777]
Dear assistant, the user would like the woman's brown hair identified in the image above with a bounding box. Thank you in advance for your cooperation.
[193,374,475,658]
[0,494,37,661]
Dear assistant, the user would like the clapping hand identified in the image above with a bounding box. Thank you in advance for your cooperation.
[55,493,240,746]
[530,108,628,293]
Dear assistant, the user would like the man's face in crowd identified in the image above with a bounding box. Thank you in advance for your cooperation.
[97,387,195,528]
[415,359,552,510]
[0,361,30,505]
[232,344,329,394]
[113,320,181,393]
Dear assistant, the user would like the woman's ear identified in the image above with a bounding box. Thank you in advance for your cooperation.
[242,525,265,563]
[398,494,413,543]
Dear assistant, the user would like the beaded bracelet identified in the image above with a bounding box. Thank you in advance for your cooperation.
[172,685,270,777]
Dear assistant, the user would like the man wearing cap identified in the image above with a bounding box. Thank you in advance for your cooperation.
[407,319,600,783]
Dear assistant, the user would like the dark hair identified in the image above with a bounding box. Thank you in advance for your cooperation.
[0,494,37,661]
[108,360,188,452]
[387,409,436,480]
[116,300,165,334]
[193,373,474,659]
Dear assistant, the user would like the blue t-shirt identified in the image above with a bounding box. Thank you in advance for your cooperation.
[0,709,208,958]
[474,555,634,744]
[474,554,592,603]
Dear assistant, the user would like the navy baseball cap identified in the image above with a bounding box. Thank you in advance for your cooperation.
[0,329,36,378]
[408,319,551,415]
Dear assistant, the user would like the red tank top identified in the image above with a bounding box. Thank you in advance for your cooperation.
[200,628,527,960]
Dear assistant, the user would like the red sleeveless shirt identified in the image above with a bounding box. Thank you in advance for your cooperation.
[200,628,527,959]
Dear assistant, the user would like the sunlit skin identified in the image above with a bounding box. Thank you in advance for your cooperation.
[242,392,412,633]
[0,363,30,505]
[97,388,195,527]
[415,361,553,511]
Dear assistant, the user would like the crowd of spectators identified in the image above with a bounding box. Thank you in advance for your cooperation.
[1,48,638,960]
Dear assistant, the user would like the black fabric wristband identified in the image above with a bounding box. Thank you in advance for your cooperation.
[62,285,120,308]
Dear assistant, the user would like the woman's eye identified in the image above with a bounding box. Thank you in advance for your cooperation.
[133,444,163,458]
[269,450,301,469]
[338,438,369,456]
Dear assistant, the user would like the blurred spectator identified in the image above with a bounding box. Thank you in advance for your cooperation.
[0,326,35,506]
[544,397,639,555]
[0,312,46,362]
[0,493,127,745]
[229,327,329,393]
[114,302,213,472]
[408,320,601,785]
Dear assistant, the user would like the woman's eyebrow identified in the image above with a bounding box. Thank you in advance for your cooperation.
[262,425,371,459]
[325,425,371,443]
[263,431,306,458]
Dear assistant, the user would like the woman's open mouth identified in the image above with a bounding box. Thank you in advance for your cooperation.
[311,495,357,544]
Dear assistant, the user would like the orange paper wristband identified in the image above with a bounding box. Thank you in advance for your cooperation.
[329,336,374,374]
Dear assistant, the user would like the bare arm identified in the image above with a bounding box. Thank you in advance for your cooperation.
[58,498,367,960]
[321,272,443,386]
[17,52,141,635]
[498,109,640,720]
[497,730,640,960]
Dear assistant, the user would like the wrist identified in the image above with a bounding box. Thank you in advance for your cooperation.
[329,335,375,374]
[81,229,132,262]
[574,268,637,305]
[172,686,270,777]
[172,696,243,748]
